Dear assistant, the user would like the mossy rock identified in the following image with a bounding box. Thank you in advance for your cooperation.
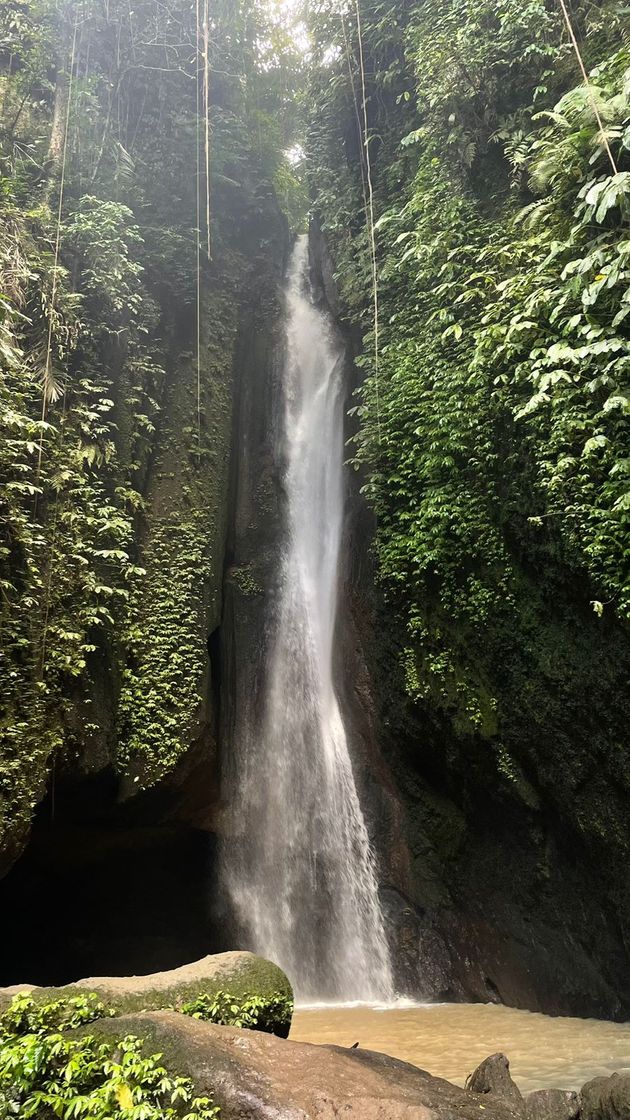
[84,1010,526,1120]
[0,952,293,1032]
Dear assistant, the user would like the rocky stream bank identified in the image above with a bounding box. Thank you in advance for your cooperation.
[87,1012,630,1120]
[1,955,629,1119]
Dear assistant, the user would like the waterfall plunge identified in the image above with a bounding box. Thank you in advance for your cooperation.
[223,236,393,1003]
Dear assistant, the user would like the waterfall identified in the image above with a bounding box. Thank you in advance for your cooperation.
[223,235,393,1003]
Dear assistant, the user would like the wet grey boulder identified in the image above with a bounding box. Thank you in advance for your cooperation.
[466,1052,524,1106]
[92,1010,526,1119]
[524,1089,580,1120]
[466,1056,579,1120]
[579,1072,630,1119]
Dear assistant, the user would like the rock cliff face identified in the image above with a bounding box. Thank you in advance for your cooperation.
[350,506,630,1018]
[307,221,630,1019]
[0,199,289,986]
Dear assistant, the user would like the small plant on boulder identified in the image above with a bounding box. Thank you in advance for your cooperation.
[180,991,293,1037]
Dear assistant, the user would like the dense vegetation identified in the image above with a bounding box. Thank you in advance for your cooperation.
[0,0,301,867]
[0,989,292,1117]
[306,1,630,850]
[0,994,218,1118]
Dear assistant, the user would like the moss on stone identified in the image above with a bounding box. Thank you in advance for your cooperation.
[0,954,293,1027]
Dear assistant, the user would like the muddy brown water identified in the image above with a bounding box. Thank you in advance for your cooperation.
[290,1003,630,1094]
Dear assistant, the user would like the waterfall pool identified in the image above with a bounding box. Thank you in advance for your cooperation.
[290,1002,630,1093]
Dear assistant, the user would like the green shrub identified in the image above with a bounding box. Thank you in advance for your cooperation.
[0,996,219,1120]
[0,993,113,1037]
[180,990,293,1036]
[0,987,294,1118]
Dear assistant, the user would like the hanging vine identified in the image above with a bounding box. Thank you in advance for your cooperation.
[352,0,381,440]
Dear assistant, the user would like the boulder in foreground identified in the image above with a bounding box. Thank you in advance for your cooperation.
[466,1054,580,1120]
[579,1072,630,1119]
[92,1009,525,1119]
[466,1051,524,1104]
[524,1089,580,1119]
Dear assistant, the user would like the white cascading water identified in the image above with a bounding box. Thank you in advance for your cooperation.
[223,235,393,1003]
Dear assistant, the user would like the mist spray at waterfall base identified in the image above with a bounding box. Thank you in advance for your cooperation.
[222,236,394,1003]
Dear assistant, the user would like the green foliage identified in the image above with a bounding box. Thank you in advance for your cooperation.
[406,0,563,175]
[0,1034,219,1120]
[230,562,263,597]
[473,51,630,616]
[0,0,299,854]
[0,989,293,1120]
[306,0,630,824]
[0,1000,218,1120]
[0,994,113,1037]
[117,515,215,784]
[0,165,144,844]
[180,990,292,1035]
[355,46,630,713]
[64,199,144,325]
[274,158,309,233]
